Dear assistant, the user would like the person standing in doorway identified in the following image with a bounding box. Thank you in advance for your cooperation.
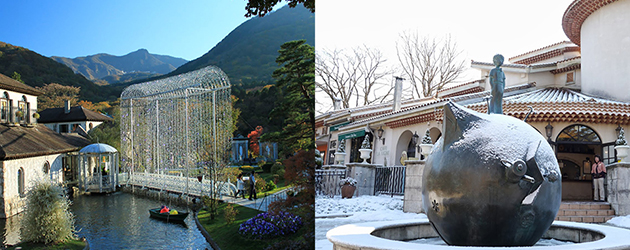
[591,155,607,202]
[249,172,257,200]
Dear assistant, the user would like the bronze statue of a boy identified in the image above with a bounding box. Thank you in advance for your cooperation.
[488,54,506,114]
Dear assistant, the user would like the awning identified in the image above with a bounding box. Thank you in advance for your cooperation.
[329,122,350,132]
[338,130,365,141]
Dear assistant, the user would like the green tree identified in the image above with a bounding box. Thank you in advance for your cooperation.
[87,100,120,150]
[263,40,314,154]
[245,0,314,17]
[11,71,24,83]
[35,83,80,111]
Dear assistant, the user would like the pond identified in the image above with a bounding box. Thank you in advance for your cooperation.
[0,192,212,249]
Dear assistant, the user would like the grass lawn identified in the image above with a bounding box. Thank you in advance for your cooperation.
[197,203,307,250]
[7,238,86,250]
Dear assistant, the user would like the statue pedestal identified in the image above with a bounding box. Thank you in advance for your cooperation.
[346,163,382,197]
[403,160,425,213]
[607,163,630,215]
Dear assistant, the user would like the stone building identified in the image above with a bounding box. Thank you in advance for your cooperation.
[316,0,630,206]
[0,73,90,218]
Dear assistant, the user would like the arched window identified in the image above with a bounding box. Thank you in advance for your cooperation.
[556,124,601,143]
[18,167,25,197]
[43,161,50,174]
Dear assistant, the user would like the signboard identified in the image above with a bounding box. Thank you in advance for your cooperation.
[338,130,365,141]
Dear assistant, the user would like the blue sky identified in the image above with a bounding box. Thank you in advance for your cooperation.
[0,1,285,60]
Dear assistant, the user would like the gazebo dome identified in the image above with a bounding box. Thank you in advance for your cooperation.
[79,143,118,154]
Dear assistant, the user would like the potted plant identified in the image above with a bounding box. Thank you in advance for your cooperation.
[335,140,346,164]
[419,129,434,158]
[32,112,40,119]
[339,177,358,198]
[15,110,24,119]
[358,134,372,163]
[615,127,629,163]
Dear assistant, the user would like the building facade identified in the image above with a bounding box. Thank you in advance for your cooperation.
[316,0,630,202]
[0,73,90,218]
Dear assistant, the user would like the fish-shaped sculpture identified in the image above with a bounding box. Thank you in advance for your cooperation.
[422,102,561,246]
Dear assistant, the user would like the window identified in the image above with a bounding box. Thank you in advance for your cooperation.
[59,124,69,133]
[1,92,8,123]
[556,125,601,143]
[18,168,25,197]
[43,161,50,174]
[566,72,574,84]
[17,100,26,124]
[603,143,617,164]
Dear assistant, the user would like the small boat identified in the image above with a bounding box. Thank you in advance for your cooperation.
[149,208,189,222]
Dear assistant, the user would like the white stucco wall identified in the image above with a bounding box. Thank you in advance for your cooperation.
[580,0,630,102]
[1,154,65,218]
[43,120,104,134]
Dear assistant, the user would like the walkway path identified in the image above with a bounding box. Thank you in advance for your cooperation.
[223,188,291,211]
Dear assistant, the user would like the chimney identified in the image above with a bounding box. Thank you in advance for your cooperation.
[393,77,403,112]
[333,97,342,111]
[64,100,71,114]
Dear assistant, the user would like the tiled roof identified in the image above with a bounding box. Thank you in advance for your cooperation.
[562,0,620,45]
[471,61,527,68]
[467,88,630,124]
[38,106,113,123]
[509,41,574,61]
[512,46,580,65]
[0,124,90,160]
[0,73,43,96]
[437,79,485,93]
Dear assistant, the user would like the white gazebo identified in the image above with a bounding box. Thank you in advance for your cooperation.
[77,143,119,193]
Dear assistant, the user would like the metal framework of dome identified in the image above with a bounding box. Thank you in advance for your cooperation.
[120,65,233,198]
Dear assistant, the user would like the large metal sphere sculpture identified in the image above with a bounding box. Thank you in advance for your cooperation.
[422,102,561,246]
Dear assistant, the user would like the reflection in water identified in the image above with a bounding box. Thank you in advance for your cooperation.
[0,213,22,246]
[0,192,211,249]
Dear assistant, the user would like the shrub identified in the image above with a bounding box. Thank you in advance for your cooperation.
[262,162,274,173]
[254,173,267,193]
[265,180,277,192]
[224,204,239,225]
[277,169,286,180]
[271,162,284,175]
[20,181,75,244]
[240,165,254,172]
[238,211,303,240]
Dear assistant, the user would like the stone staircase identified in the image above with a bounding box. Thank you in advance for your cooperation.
[555,201,615,223]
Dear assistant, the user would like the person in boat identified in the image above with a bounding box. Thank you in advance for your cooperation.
[235,173,245,198]
[160,205,170,214]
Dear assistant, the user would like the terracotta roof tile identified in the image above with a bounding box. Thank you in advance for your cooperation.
[562,0,620,45]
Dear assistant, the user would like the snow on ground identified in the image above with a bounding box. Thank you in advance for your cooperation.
[315,195,630,250]
[315,195,426,250]
[606,215,630,229]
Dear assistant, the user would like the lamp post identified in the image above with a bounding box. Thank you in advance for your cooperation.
[377,126,385,144]
[545,123,554,148]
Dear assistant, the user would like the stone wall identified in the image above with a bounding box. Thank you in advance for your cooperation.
[403,160,424,213]
[607,163,630,216]
[346,163,381,197]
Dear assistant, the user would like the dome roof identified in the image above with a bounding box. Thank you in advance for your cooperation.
[79,143,118,154]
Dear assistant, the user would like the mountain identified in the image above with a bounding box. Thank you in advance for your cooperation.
[52,49,188,83]
[169,5,314,86]
[0,41,119,102]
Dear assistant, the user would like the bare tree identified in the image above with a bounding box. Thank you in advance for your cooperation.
[396,32,465,98]
[316,45,393,111]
